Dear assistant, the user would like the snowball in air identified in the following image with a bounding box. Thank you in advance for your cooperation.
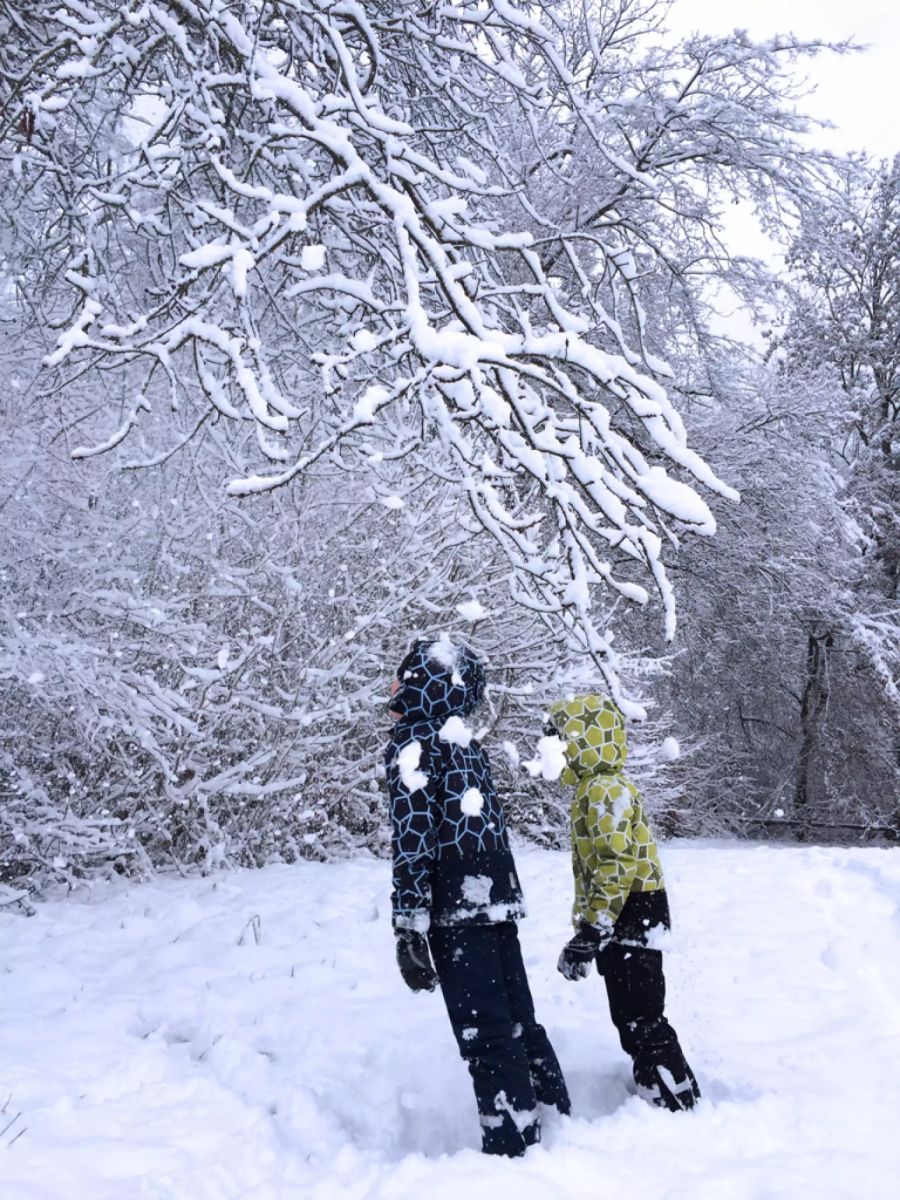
[524,736,567,781]
[428,632,459,671]
[439,716,473,747]
[456,599,486,622]
[502,741,520,770]
[300,244,326,271]
[660,737,680,761]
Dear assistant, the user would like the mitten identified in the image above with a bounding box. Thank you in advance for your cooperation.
[557,920,611,981]
[395,929,438,992]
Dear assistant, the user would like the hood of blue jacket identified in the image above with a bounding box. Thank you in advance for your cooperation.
[390,635,484,723]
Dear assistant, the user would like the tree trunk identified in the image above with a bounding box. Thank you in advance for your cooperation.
[794,629,834,826]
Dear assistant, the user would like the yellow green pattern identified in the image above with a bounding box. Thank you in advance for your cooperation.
[548,694,665,931]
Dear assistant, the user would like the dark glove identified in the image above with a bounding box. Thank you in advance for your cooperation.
[395,929,438,993]
[557,920,612,981]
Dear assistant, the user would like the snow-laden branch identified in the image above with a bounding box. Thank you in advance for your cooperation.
[6,0,850,689]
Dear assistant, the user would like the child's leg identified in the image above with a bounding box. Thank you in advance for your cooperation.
[429,923,540,1156]
[601,943,700,1111]
[494,922,571,1114]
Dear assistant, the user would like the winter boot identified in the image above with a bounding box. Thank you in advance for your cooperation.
[634,1047,701,1112]
[479,1103,541,1157]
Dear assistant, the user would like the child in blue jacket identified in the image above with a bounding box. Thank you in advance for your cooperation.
[385,636,569,1156]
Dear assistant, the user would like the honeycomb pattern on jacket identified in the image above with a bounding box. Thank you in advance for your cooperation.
[548,694,664,930]
[390,636,484,721]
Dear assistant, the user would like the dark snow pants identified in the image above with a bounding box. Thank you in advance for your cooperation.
[598,910,700,1110]
[429,921,570,1157]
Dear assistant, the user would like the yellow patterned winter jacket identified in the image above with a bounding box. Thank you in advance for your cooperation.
[548,694,665,932]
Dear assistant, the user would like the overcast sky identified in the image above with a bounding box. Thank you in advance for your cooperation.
[667,0,899,160]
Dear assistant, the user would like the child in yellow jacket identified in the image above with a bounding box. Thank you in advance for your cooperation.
[546,693,700,1111]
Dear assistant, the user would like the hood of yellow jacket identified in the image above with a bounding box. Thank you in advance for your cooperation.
[548,693,628,782]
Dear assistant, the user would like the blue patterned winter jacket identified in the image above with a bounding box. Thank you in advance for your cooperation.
[385,637,525,932]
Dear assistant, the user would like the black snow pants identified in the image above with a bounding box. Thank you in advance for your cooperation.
[429,921,570,1157]
[598,891,700,1110]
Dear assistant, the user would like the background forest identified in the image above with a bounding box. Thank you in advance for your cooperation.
[0,0,897,899]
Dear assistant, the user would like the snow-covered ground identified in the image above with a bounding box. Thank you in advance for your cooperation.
[3,841,900,1199]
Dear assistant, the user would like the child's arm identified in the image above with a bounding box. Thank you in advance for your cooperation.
[387,736,440,932]
[572,843,587,919]
[581,781,638,931]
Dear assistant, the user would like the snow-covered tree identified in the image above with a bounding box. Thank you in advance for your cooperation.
[785,157,899,603]
[639,311,898,838]
[7,0,859,702]
[2,1,877,887]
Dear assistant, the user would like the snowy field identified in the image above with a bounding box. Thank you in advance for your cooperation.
[3,841,900,1200]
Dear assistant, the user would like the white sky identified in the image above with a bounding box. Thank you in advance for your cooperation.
[668,0,900,160]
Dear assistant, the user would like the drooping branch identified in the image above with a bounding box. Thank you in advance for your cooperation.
[3,0,842,700]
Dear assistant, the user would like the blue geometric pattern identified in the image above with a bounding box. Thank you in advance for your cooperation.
[385,639,525,931]
[390,636,485,720]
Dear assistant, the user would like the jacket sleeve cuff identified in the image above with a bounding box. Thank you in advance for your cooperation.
[579,914,615,939]
[393,910,431,934]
